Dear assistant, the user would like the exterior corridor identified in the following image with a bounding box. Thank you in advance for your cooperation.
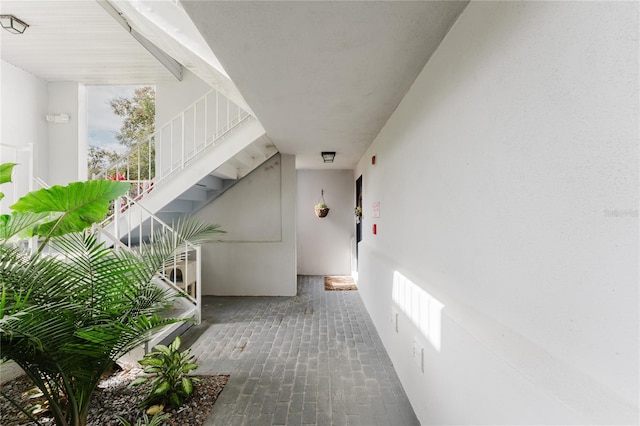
[184,275,419,426]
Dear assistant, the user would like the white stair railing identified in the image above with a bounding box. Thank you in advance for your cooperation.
[8,172,201,355]
[92,88,252,204]
[104,193,203,323]
[29,177,202,325]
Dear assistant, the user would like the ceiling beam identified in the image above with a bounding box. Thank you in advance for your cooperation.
[97,0,183,81]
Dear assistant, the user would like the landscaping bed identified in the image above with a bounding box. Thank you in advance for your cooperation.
[0,367,228,426]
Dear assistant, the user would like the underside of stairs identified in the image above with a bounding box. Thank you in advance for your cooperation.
[103,110,277,246]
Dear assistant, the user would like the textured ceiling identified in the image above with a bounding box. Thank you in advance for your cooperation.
[181,1,468,169]
[0,0,469,170]
[0,0,175,84]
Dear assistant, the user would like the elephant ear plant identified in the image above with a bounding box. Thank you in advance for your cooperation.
[0,163,223,426]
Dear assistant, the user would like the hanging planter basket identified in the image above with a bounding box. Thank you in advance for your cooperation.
[315,206,330,218]
[315,189,330,218]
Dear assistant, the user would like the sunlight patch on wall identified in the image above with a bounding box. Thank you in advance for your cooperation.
[392,271,444,352]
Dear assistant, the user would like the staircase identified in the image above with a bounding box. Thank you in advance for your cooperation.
[93,86,277,345]
[96,196,204,350]
[95,88,277,242]
[89,2,280,344]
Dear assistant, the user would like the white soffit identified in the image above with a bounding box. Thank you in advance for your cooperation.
[181,1,469,169]
[0,0,176,84]
[108,0,252,113]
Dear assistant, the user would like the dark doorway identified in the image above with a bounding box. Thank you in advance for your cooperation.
[355,175,363,269]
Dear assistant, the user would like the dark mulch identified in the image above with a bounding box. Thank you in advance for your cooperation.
[0,367,228,426]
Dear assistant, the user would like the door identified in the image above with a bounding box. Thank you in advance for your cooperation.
[355,175,363,268]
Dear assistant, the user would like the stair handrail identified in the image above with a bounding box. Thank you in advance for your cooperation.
[110,194,202,321]
[20,178,201,318]
[91,87,252,205]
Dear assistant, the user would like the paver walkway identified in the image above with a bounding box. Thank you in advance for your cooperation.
[184,275,419,426]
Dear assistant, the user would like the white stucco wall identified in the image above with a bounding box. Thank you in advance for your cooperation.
[195,154,297,296]
[355,2,638,425]
[155,70,210,176]
[76,84,88,182]
[0,60,48,211]
[155,69,210,126]
[47,82,86,186]
[296,169,354,275]
[154,69,246,178]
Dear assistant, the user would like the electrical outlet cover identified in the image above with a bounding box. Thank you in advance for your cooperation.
[413,338,424,371]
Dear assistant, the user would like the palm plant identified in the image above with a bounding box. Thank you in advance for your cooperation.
[0,163,223,426]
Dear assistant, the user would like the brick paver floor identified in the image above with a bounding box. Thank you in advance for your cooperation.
[183,275,419,426]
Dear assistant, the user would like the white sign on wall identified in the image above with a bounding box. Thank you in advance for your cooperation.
[372,202,380,218]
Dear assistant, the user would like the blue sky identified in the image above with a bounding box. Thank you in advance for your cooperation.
[87,85,143,153]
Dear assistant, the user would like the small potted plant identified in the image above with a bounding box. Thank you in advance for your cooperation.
[354,206,362,223]
[315,202,330,218]
[315,189,330,218]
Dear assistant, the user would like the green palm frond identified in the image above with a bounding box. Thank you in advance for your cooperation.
[171,218,225,244]
[0,211,50,240]
[1,167,223,425]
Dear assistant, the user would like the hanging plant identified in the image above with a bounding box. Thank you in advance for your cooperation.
[315,189,330,218]
[354,206,362,223]
[315,203,329,218]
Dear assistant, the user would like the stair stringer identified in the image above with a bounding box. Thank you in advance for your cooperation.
[105,117,266,240]
[156,150,279,226]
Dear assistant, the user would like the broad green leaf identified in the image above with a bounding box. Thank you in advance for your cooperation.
[0,163,17,202]
[0,200,221,426]
[169,392,182,408]
[181,377,193,396]
[140,357,163,367]
[153,381,170,395]
[169,336,181,351]
[151,344,171,355]
[10,180,129,237]
[129,377,148,387]
[182,363,198,373]
[0,163,16,185]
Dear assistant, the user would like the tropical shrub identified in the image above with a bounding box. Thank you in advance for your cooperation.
[117,411,171,426]
[132,336,199,410]
[0,163,223,426]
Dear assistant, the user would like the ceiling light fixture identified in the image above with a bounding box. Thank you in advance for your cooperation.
[321,151,336,163]
[0,15,29,34]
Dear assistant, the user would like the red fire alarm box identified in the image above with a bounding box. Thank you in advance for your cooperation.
[373,224,377,234]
